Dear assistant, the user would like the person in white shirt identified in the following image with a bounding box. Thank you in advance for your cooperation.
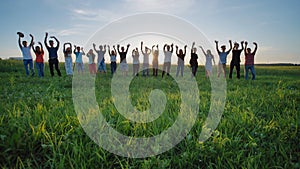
[132,48,140,76]
[162,43,174,77]
[141,41,151,77]
[18,32,35,76]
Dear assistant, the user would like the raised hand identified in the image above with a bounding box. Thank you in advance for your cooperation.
[117,44,120,48]
[93,43,96,47]
[29,34,33,38]
[156,44,158,48]
[184,45,187,48]
[127,44,130,47]
[193,42,196,46]
[229,40,232,43]
[45,32,48,36]
[38,42,42,46]
[215,40,218,44]
[50,36,55,39]
[245,41,248,45]
[176,45,178,49]
[253,42,257,46]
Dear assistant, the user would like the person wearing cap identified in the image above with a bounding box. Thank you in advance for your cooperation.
[44,32,62,77]
[229,41,244,79]
[17,33,35,76]
[215,40,232,78]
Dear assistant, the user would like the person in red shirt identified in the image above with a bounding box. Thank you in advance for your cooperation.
[244,41,258,80]
[32,42,44,77]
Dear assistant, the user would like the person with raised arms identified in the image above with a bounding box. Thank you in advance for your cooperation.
[132,47,140,76]
[215,40,232,78]
[162,43,174,77]
[44,32,61,77]
[17,32,35,76]
[117,44,130,76]
[244,41,258,80]
[32,41,44,78]
[199,46,215,78]
[190,42,198,77]
[229,41,244,79]
[93,43,106,74]
[152,45,159,77]
[74,45,85,74]
[63,42,73,76]
[175,45,187,77]
[141,41,151,77]
[108,45,117,75]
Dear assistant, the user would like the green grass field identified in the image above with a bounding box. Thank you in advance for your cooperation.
[0,60,299,169]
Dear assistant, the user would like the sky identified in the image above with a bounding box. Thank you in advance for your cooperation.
[0,0,299,64]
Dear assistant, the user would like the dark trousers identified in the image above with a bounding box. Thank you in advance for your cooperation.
[191,65,198,77]
[229,62,240,79]
[49,58,61,77]
[111,62,117,74]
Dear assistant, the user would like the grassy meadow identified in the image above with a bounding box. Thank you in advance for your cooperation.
[0,60,299,168]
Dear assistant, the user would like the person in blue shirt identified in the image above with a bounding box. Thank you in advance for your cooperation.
[44,32,61,77]
[215,40,232,78]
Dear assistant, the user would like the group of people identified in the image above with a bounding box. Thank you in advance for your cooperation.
[17,32,258,80]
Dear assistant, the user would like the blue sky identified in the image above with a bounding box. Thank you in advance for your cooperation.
[0,0,299,63]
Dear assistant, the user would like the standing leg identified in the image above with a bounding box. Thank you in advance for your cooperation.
[176,64,180,77]
[250,65,256,80]
[29,60,34,76]
[23,60,30,76]
[49,59,54,77]
[162,63,166,77]
[245,65,249,80]
[222,64,226,78]
[41,63,44,77]
[229,62,234,79]
[236,63,240,79]
[167,62,171,76]
[55,59,61,76]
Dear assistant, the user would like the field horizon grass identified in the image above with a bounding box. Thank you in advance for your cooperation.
[0,60,299,168]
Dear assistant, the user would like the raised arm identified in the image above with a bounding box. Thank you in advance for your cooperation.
[73,45,77,54]
[113,45,117,55]
[141,41,145,54]
[44,32,49,48]
[108,45,111,55]
[244,41,248,55]
[240,41,244,50]
[125,44,130,53]
[184,45,187,55]
[117,44,121,54]
[191,42,195,53]
[170,43,174,53]
[175,45,179,55]
[29,34,34,47]
[199,46,207,56]
[39,42,44,52]
[252,42,258,55]
[93,43,99,52]
[31,42,36,53]
[51,36,60,48]
[215,40,220,54]
[227,40,232,53]
[18,36,22,49]
[81,47,85,55]
[163,44,167,52]
[103,45,107,54]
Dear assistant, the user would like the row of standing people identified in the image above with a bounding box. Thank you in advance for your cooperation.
[18,33,258,80]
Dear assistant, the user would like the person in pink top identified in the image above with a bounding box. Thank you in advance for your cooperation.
[244,41,258,80]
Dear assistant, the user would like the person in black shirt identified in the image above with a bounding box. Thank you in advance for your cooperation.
[175,45,187,77]
[44,32,61,77]
[117,44,130,76]
[229,41,244,79]
[189,42,198,77]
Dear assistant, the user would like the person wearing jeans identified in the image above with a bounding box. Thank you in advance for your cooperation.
[44,32,61,77]
[244,41,258,80]
[32,41,45,77]
[18,33,35,76]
